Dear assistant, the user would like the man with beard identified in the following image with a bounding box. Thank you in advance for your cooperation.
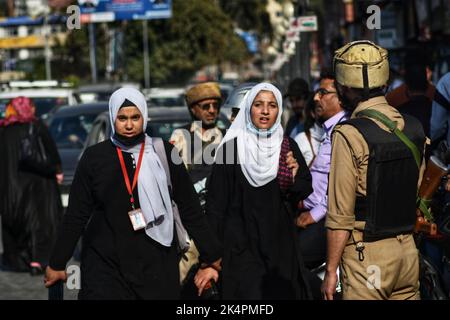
[170,82,224,184]
[285,78,310,139]
[322,41,426,300]
[170,82,224,289]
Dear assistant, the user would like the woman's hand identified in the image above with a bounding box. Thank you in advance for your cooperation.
[296,211,316,228]
[286,151,299,181]
[194,267,219,296]
[56,173,64,185]
[44,266,67,288]
[446,174,450,192]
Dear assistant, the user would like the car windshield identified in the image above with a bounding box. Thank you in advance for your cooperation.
[148,96,185,107]
[146,121,189,141]
[0,97,68,118]
[49,114,97,149]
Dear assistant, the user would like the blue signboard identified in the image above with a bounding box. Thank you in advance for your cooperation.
[78,0,172,21]
[235,30,258,54]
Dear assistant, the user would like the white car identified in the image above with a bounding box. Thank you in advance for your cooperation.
[0,88,78,121]
[147,87,186,107]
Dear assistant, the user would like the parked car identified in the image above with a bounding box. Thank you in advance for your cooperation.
[47,102,109,207]
[221,82,257,120]
[219,82,235,103]
[0,88,78,121]
[146,87,186,107]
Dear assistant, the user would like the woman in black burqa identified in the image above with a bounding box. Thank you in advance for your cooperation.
[44,87,221,299]
[195,83,313,299]
[0,96,63,275]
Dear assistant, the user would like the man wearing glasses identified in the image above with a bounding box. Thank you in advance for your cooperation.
[170,82,224,184]
[170,82,224,289]
[295,74,347,296]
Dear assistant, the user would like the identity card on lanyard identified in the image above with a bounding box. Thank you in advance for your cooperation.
[116,142,146,231]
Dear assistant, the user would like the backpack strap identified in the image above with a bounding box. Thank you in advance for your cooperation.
[305,131,316,167]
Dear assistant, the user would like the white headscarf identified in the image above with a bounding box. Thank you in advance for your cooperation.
[109,87,174,247]
[217,82,284,187]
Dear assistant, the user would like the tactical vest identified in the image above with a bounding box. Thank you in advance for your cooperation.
[341,114,426,241]
[181,124,225,184]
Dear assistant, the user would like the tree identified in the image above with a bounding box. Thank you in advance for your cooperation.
[50,0,250,85]
[218,0,272,38]
[125,0,249,85]
[50,24,109,83]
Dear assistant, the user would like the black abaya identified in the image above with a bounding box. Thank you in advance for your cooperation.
[206,137,313,299]
[0,120,62,271]
[49,139,221,299]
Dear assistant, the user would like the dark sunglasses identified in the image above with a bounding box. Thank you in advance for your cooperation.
[314,88,336,98]
[197,102,220,111]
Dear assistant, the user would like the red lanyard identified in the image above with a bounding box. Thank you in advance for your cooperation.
[116,142,145,209]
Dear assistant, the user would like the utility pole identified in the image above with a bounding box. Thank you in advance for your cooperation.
[143,20,150,89]
[295,0,311,83]
[7,0,14,16]
[44,6,52,80]
[89,22,97,83]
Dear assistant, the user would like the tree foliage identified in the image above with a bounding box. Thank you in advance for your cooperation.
[49,0,251,85]
[218,0,272,37]
[125,0,249,85]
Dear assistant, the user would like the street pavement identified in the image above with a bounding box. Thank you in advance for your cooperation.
[0,217,79,300]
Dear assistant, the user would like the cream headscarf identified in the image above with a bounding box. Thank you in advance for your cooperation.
[217,82,284,187]
[109,87,174,247]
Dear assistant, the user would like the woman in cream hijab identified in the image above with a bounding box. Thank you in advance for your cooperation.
[45,87,221,299]
[195,83,313,299]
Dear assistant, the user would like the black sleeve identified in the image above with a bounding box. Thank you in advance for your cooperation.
[287,137,313,205]
[164,141,222,264]
[49,149,95,270]
[205,164,228,247]
[37,120,62,173]
[204,141,234,247]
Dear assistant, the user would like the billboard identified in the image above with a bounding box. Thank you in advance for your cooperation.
[78,0,172,22]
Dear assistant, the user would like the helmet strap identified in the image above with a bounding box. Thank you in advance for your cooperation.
[362,64,370,100]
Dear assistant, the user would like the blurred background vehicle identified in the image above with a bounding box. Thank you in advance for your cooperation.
[0,81,77,121]
[218,82,235,103]
[146,87,186,107]
[221,82,256,120]
[47,102,109,207]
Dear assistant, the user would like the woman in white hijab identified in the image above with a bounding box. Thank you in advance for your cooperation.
[195,83,314,299]
[45,87,221,300]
